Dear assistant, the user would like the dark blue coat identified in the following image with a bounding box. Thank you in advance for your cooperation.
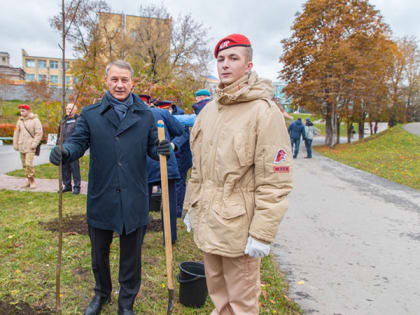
[192,98,211,115]
[171,105,192,173]
[147,107,183,183]
[288,119,306,140]
[63,93,160,235]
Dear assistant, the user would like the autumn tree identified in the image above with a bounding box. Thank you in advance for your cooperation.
[51,1,212,109]
[280,0,393,146]
[388,37,420,125]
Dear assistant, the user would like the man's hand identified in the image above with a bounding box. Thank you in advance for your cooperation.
[244,236,270,258]
[49,146,69,165]
[156,139,171,157]
[183,212,192,232]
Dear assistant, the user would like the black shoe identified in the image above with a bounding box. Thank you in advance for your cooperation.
[84,295,111,315]
[73,188,80,195]
[62,186,72,193]
[118,305,135,315]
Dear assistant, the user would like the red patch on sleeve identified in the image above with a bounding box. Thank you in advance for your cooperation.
[273,149,287,164]
[273,166,290,173]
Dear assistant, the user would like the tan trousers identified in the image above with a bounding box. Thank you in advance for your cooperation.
[204,252,261,315]
[20,152,35,178]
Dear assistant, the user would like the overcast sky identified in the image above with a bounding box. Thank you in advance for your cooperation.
[2,0,420,81]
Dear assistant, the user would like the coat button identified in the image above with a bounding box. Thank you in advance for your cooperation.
[116,188,121,192]
[115,136,119,141]
[118,162,122,167]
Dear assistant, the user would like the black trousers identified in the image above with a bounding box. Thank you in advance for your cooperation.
[62,159,81,189]
[88,225,144,308]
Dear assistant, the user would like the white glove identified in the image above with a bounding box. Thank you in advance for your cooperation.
[244,236,270,258]
[183,213,192,233]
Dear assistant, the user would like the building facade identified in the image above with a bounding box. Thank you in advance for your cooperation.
[0,51,25,81]
[273,81,292,112]
[21,49,75,89]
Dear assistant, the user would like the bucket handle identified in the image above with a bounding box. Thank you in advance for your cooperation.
[176,274,203,284]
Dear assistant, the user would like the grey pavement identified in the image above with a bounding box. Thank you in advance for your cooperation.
[0,144,52,174]
[403,122,420,137]
[272,151,420,315]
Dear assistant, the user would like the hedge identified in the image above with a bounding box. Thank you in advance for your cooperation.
[0,123,58,142]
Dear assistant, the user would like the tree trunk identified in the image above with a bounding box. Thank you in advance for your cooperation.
[369,121,373,135]
[336,118,341,144]
[358,119,364,140]
[325,114,333,146]
[347,120,352,143]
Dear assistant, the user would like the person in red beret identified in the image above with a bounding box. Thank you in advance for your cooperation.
[183,34,293,314]
[13,104,43,189]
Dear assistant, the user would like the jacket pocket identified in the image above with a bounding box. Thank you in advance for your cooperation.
[214,191,246,220]
[233,133,252,167]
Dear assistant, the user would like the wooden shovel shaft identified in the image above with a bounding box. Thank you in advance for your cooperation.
[157,120,175,294]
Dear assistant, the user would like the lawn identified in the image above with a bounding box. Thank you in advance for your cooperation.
[0,100,25,124]
[0,191,301,314]
[315,125,420,190]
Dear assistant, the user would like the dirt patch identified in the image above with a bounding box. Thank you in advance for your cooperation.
[0,295,53,314]
[39,214,88,235]
[39,215,162,235]
[147,218,162,232]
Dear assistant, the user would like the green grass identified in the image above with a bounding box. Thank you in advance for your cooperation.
[8,155,90,181]
[0,190,301,314]
[0,100,25,123]
[315,125,420,190]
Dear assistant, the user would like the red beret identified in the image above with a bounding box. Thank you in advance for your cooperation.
[18,104,31,110]
[214,34,251,58]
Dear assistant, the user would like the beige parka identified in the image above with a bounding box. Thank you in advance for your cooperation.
[184,72,293,257]
[13,113,43,153]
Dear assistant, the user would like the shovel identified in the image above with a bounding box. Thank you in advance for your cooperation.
[157,120,175,314]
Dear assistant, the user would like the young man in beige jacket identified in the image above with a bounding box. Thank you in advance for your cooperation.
[13,104,43,189]
[184,34,293,314]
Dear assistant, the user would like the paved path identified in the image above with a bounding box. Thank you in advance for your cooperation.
[272,152,420,315]
[0,144,87,194]
[0,174,87,194]
[0,144,52,174]
[403,122,420,137]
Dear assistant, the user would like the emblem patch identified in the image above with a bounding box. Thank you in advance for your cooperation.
[273,149,287,164]
[219,40,230,49]
[273,166,290,173]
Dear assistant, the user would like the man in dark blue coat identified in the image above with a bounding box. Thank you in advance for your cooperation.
[49,60,171,315]
[288,117,306,159]
[145,103,184,244]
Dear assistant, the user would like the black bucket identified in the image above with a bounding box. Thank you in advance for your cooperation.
[149,191,161,212]
[177,261,208,308]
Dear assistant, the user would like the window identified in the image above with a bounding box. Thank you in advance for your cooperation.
[50,60,59,69]
[38,60,47,68]
[50,75,59,84]
[1,57,5,62]
[65,76,71,85]
[26,74,35,81]
[38,74,47,82]
[26,59,35,68]
[62,62,70,70]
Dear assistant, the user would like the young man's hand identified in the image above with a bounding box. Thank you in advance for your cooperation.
[244,236,270,258]
[183,213,192,232]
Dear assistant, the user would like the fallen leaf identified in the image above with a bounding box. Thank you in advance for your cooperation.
[297,280,305,285]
